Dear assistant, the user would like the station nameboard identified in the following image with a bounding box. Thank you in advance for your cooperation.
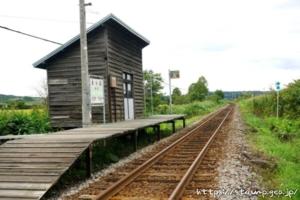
[90,77,104,105]
[169,70,180,79]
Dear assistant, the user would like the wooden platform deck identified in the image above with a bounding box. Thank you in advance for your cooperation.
[0,115,185,200]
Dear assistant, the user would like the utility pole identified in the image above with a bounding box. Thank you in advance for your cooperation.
[168,69,172,114]
[150,73,154,115]
[275,81,281,119]
[276,91,279,118]
[79,0,92,127]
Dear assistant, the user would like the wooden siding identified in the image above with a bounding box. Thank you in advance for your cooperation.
[47,28,109,128]
[45,22,146,128]
[106,22,145,122]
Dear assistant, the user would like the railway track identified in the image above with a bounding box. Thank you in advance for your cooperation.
[74,105,233,200]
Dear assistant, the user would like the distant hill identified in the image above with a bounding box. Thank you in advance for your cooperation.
[223,91,267,99]
[0,94,41,105]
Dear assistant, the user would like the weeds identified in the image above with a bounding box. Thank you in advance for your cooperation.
[0,108,51,135]
[239,100,300,200]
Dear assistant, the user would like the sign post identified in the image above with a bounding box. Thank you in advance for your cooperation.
[168,70,180,114]
[275,81,281,119]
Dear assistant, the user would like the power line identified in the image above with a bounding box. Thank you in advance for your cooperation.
[0,14,94,25]
[0,25,62,45]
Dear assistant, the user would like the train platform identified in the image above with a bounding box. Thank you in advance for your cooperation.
[0,114,185,200]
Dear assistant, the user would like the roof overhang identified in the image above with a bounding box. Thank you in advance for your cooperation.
[33,13,150,69]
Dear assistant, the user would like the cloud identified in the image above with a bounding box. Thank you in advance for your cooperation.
[274,58,300,70]
[202,43,233,52]
[251,58,300,70]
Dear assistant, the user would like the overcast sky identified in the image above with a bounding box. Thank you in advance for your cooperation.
[0,0,300,96]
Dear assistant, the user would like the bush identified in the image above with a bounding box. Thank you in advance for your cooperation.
[281,79,300,119]
[156,104,169,114]
[0,108,51,135]
[265,117,299,142]
[243,79,300,119]
[157,101,221,118]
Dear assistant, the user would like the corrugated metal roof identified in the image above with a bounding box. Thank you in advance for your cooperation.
[33,13,150,69]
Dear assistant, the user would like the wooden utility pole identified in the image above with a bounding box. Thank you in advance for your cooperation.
[79,0,91,127]
[168,69,173,114]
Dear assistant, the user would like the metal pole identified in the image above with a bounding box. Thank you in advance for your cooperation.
[169,69,172,114]
[150,74,154,115]
[79,0,91,127]
[277,91,279,118]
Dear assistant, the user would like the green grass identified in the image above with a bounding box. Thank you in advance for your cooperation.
[0,108,51,135]
[239,100,300,200]
[156,100,226,117]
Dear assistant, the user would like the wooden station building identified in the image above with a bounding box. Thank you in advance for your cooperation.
[33,14,150,128]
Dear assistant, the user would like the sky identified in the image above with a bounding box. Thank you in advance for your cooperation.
[0,0,299,96]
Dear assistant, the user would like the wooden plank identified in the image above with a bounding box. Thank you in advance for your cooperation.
[0,176,55,183]
[0,157,74,163]
[0,148,85,153]
[1,143,89,148]
[0,163,68,170]
[0,168,64,174]
[7,140,92,144]
[0,189,45,198]
[0,182,50,190]
[0,172,58,176]
[0,152,80,158]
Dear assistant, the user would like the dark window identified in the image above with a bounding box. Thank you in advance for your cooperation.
[123,72,133,98]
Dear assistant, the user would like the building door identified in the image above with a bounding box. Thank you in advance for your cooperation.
[123,73,134,120]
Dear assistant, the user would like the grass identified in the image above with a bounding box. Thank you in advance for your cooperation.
[156,100,226,118]
[0,108,51,135]
[239,100,300,200]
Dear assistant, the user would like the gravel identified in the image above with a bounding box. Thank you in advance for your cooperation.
[216,107,261,200]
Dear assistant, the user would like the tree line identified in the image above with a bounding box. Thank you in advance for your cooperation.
[143,70,224,113]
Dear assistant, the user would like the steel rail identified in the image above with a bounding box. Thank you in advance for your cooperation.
[81,105,229,200]
[168,108,232,200]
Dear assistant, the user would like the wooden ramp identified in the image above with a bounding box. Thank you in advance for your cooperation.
[0,115,185,200]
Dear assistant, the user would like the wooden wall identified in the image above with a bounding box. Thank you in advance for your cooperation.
[45,21,146,128]
[47,28,109,128]
[106,22,145,122]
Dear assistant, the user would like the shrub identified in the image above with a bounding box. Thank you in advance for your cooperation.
[157,101,221,118]
[244,79,300,119]
[156,104,169,114]
[0,108,51,136]
[281,79,300,119]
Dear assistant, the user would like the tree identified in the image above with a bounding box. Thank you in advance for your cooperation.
[172,87,182,97]
[208,90,224,103]
[7,100,29,109]
[281,79,300,118]
[143,70,164,114]
[172,87,181,104]
[35,79,48,108]
[215,89,224,99]
[188,76,209,101]
[172,87,188,104]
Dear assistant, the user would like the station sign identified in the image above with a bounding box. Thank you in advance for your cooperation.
[169,70,180,79]
[90,77,104,105]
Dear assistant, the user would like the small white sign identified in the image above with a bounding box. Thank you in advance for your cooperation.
[90,78,104,105]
